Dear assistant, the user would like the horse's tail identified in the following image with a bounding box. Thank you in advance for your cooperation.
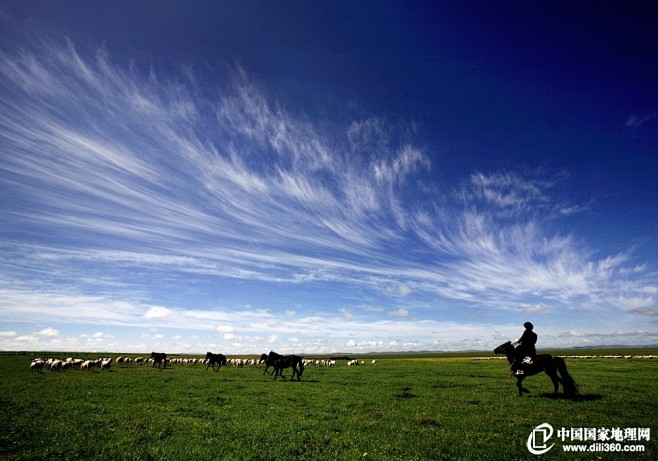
[555,357,578,396]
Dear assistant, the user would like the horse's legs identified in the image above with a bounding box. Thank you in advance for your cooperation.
[516,376,525,396]
[274,367,282,380]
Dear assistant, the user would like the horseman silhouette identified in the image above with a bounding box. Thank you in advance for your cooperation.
[511,321,537,375]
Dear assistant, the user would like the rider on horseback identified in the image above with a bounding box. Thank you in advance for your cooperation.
[511,322,537,375]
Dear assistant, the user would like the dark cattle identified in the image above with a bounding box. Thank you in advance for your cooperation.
[205,352,227,372]
[261,351,304,381]
[150,352,167,369]
[494,341,578,397]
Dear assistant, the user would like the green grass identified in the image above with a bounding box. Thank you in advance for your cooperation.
[1,352,657,460]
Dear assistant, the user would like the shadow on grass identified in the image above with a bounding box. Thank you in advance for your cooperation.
[537,392,605,402]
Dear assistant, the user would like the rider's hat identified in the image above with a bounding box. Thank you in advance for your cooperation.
[524,321,534,330]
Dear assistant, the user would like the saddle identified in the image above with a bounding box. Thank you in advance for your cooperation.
[512,351,534,375]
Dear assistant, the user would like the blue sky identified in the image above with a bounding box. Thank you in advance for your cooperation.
[1,1,656,354]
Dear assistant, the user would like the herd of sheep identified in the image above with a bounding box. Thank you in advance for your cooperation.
[29,357,115,372]
[472,354,658,361]
[31,353,655,372]
[28,355,376,372]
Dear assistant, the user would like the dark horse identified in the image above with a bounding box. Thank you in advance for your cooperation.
[494,341,578,397]
[260,353,275,375]
[260,351,304,381]
[150,352,167,369]
[205,352,227,372]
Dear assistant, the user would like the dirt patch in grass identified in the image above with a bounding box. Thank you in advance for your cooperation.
[396,388,417,399]
[415,419,439,427]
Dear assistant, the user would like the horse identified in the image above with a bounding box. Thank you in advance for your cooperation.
[261,351,304,381]
[494,341,578,397]
[259,353,275,375]
[150,352,167,369]
[205,352,227,372]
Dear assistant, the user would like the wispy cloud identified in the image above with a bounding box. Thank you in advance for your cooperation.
[625,111,657,129]
[0,35,655,353]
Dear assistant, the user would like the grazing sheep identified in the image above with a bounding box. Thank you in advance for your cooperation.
[101,358,112,370]
[30,360,45,372]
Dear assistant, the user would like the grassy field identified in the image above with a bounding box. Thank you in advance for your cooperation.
[1,351,657,460]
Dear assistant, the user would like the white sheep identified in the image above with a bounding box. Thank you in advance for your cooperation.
[30,360,45,372]
[101,358,112,370]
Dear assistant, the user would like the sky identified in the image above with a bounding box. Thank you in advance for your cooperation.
[1,1,656,354]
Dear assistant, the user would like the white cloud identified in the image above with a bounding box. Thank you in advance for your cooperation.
[16,335,37,342]
[37,327,59,337]
[630,307,657,317]
[144,307,171,319]
[397,285,412,296]
[518,304,553,314]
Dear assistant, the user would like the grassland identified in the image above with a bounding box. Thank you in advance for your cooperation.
[1,351,657,460]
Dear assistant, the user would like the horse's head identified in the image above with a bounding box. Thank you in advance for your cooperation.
[493,341,513,354]
[205,351,213,359]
